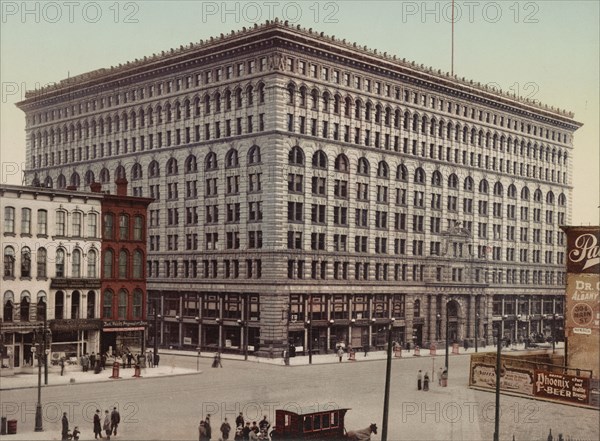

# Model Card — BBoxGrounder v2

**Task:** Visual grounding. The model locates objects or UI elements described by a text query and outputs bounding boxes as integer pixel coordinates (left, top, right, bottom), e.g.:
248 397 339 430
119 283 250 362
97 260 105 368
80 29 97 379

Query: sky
1 0 598 225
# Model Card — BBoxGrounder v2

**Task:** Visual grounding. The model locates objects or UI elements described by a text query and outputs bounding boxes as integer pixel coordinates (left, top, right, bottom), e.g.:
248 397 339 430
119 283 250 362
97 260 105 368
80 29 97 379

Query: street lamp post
475 313 479 353
493 315 507 441
436 313 441 342
32 327 44 432
237 319 248 361
444 301 449 380
381 318 395 441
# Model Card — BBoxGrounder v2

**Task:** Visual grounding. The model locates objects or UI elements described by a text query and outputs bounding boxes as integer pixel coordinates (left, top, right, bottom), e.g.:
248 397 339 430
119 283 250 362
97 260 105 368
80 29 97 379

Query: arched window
119 214 129 240
115 165 126 180
148 160 160 178
534 189 543 203
70 172 80 188
205 152 218 171
521 186 530 201
377 161 389 178
414 167 425 184
20 292 30 321
493 182 503 197
334 154 349 173
87 291 96 318
36 291 47 320
248 146 261 164
166 158 178 175
71 291 80 319
103 213 114 239
55 291 64 319
287 83 295 104
448 174 458 189
464 176 474 191
57 174 66 189
396 165 408 181
85 170 95 185
133 289 143 319
103 290 113 318
479 179 489 194
258 83 265 104
546 191 555 205
119 250 128 278
37 247 47 278
87 249 97 278
413 299 421 318
118 289 128 319
185 155 198 173
20 247 31 278
3 291 14 322
55 249 65 277
431 170 442 186
131 163 143 180
289 146 304 165
225 149 239 168
100 168 110 184
357 157 370 175
72 249 81 278
133 250 143 278
44 175 53 188
507 184 517 198
312 150 327 169
104 249 114 278
558 193 566 206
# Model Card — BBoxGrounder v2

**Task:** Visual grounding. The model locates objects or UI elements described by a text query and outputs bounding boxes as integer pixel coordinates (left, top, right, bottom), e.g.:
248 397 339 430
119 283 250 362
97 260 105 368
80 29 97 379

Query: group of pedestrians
80 352 107 373
112 350 160 368
416 369 430 391
93 407 121 440
200 413 271 441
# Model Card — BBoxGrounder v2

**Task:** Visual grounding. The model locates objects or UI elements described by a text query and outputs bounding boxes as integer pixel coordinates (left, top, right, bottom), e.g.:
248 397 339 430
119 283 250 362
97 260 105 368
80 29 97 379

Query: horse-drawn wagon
270 408 376 441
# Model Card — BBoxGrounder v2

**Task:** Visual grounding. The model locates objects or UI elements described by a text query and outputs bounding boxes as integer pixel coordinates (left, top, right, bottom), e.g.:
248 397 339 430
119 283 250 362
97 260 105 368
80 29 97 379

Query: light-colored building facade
1 184 102 370
16 20 581 357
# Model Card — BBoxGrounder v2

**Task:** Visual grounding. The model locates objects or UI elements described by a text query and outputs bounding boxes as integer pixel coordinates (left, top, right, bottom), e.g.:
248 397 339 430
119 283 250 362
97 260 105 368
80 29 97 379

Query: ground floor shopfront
147 283 565 358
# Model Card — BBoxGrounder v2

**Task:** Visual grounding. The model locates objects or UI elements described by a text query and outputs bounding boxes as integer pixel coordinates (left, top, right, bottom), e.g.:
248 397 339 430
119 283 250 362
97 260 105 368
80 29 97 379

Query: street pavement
1 343 597 441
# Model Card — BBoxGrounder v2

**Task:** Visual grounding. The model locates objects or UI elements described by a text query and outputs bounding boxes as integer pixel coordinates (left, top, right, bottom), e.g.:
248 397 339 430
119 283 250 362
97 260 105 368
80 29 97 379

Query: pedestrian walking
198 420 208 441
236 412 245 429
154 353 160 367
258 415 270 434
337 346 344 363
101 353 107 370
363 343 369 357
438 367 443 386
423 372 430 391
93 409 103 439
60 357 65 376
147 351 154 368
111 406 120 436
104 410 112 440
463 340 469 352
417 369 422 390
205 414 212 440
212 352 223 368
221 418 232 440
90 352 96 368
242 422 251 441
126 352 133 368
61 412 69 441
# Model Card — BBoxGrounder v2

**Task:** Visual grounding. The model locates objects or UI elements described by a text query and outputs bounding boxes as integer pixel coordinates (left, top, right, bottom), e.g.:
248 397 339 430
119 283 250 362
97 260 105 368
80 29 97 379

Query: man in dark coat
90 352 97 368
205 414 212 440
154 353 160 367
242 422 251 441
235 412 245 429
61 412 69 440
93 409 103 439
126 352 133 368
220 418 232 441
111 406 121 436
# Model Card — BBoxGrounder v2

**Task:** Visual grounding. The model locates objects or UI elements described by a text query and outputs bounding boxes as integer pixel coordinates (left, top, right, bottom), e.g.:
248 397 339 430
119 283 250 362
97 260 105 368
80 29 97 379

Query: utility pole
381 319 395 441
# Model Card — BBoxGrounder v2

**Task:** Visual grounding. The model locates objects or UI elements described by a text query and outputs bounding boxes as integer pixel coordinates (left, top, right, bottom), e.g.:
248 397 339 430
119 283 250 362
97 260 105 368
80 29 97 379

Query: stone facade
1 184 102 369
16 20 581 357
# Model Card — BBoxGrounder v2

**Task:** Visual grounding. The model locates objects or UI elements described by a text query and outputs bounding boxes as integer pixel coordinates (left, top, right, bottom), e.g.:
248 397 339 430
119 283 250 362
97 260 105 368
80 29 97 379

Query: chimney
90 182 102 193
115 177 128 196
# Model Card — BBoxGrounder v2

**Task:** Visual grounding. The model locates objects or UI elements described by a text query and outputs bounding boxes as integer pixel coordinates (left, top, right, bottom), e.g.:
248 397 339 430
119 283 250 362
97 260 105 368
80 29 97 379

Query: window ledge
3 232 16 237
3 276 15 281
36 234 48 239
20 233 32 238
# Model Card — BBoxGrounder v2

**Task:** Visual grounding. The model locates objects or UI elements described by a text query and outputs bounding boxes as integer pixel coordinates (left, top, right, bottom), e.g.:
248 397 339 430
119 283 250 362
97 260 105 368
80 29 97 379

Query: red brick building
94 179 152 354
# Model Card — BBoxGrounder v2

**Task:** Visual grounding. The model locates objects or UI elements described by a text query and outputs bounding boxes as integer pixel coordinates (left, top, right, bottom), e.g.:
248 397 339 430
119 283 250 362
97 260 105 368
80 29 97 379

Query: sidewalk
161 342 563 366
0 363 198 391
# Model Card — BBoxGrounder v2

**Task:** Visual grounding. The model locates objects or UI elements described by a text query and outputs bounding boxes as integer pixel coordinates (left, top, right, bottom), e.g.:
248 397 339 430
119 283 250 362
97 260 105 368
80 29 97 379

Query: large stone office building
16 20 581 357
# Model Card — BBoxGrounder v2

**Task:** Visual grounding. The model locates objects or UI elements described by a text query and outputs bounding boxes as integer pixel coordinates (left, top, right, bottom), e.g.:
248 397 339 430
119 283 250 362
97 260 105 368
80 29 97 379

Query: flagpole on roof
451 0 455 76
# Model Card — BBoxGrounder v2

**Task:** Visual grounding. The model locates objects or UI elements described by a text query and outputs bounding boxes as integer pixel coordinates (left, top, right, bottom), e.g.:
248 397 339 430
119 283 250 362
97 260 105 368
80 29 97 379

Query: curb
0 370 201 392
